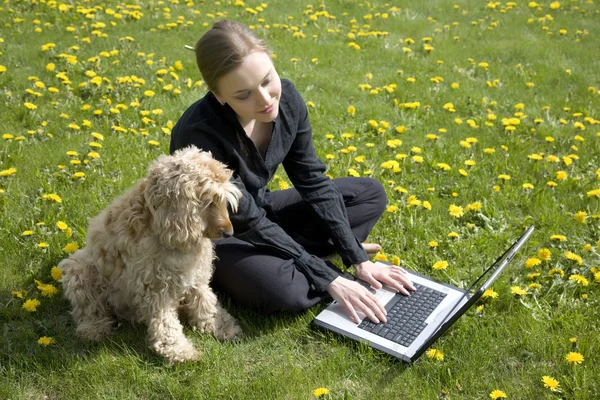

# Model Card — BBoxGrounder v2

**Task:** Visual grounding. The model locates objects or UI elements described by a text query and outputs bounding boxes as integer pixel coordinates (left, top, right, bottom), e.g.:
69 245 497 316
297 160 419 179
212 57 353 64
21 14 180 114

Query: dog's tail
58 251 115 340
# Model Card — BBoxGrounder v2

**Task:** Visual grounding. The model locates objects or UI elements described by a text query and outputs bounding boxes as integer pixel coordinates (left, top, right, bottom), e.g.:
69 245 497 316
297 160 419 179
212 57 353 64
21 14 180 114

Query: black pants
212 177 387 314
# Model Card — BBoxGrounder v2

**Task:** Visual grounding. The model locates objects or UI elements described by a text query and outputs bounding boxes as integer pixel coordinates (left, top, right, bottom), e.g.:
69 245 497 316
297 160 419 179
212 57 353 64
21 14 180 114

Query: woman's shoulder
279 78 305 111
178 92 220 123
170 92 231 154
280 78 300 97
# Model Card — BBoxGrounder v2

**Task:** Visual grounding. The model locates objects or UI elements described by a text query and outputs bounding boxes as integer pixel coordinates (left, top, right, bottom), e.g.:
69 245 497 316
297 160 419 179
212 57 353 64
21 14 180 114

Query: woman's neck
239 118 255 135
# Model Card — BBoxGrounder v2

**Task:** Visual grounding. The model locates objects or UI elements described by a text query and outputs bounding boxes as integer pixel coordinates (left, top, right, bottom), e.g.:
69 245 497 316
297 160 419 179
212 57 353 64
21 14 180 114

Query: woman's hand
326 276 387 324
354 260 416 296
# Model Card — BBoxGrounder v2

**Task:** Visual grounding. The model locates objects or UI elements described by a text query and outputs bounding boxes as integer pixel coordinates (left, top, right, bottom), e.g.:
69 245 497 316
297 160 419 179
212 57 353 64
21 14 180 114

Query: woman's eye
236 92 250 100
262 78 271 87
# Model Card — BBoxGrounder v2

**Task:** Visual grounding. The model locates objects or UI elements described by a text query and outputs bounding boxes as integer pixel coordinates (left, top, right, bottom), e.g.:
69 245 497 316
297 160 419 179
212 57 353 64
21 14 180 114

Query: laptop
313 226 535 362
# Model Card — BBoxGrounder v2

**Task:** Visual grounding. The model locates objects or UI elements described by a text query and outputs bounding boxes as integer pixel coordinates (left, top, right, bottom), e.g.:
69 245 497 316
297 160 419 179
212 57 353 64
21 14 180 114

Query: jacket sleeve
281 89 369 267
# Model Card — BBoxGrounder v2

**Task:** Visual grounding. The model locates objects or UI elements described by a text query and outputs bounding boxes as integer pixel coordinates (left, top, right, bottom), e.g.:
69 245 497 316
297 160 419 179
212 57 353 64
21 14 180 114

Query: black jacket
170 79 368 291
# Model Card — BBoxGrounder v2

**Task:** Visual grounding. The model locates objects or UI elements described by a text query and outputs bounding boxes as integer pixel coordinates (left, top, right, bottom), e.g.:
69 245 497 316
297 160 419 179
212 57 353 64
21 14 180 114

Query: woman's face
214 51 282 127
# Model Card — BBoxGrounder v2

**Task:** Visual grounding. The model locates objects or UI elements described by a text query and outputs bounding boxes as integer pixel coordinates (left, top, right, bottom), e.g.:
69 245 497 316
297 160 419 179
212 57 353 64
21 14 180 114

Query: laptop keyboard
357 283 447 347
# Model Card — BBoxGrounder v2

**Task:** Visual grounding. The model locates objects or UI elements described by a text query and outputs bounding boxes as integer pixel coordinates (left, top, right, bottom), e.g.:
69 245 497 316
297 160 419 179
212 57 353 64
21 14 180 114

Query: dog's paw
215 314 243 341
153 339 200 363
76 320 114 341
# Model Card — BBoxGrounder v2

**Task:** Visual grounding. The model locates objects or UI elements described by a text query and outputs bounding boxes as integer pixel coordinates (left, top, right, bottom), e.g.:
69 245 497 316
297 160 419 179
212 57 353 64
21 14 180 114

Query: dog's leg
146 303 199 363
181 285 242 341
59 255 115 341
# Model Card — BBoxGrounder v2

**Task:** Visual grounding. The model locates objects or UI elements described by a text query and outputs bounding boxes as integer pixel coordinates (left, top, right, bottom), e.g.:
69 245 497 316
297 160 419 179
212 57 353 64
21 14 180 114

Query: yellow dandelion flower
428 241 438 248
537 247 552 261
432 261 449 270
374 253 388 262
51 266 62 281
573 211 587 224
38 336 55 347
489 389 507 399
23 298 41 312
448 204 464 218
387 205 398 213
548 268 565 278
482 288 499 299
426 348 444 361
564 251 582 265
313 388 329 397
1 167 17 177
56 221 68 231
39 283 59 297
550 234 567 242
525 258 541 268
568 274 589 287
511 286 528 296
63 242 79 253
43 193 62 203
465 202 482 212
565 351 584 365
541 376 560 392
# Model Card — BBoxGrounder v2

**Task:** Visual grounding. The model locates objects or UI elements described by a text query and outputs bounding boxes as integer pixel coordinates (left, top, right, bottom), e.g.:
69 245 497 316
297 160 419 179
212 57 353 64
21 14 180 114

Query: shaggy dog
59 146 243 363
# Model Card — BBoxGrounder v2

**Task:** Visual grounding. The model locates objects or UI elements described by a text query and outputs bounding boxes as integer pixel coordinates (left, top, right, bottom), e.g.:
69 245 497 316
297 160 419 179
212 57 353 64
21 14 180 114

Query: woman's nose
257 87 270 105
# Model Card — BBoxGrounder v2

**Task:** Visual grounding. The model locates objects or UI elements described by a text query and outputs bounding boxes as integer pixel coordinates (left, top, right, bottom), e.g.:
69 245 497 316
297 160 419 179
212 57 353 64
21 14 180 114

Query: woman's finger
375 270 415 294
363 271 383 290
341 298 361 324
354 295 386 324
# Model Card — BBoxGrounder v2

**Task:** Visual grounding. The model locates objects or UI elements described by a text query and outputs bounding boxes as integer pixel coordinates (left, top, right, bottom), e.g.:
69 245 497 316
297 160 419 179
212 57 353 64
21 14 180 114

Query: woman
170 19 415 324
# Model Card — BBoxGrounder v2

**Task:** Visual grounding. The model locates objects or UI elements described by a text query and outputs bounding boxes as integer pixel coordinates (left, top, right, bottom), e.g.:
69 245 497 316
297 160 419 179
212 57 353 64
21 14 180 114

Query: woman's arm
281 88 369 267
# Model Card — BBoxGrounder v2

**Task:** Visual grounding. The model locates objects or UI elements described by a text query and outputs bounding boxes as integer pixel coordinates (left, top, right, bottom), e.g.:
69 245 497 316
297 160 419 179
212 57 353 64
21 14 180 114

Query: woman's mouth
259 104 274 114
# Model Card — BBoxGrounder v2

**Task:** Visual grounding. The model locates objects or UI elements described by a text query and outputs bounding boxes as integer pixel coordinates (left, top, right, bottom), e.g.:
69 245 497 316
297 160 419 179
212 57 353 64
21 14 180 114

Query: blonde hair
195 20 271 94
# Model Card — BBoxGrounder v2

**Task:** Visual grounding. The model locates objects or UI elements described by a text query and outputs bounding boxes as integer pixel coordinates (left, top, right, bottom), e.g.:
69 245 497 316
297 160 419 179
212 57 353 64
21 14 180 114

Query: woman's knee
349 177 387 218
261 277 323 314
364 177 387 212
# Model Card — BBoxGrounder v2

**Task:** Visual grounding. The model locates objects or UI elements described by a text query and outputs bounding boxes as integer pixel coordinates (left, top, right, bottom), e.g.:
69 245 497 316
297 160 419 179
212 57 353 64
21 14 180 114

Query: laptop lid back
411 225 535 361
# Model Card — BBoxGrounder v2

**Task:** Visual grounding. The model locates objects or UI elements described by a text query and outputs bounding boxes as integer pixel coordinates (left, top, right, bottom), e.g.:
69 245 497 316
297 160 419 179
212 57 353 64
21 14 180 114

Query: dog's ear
143 153 207 249
126 180 153 237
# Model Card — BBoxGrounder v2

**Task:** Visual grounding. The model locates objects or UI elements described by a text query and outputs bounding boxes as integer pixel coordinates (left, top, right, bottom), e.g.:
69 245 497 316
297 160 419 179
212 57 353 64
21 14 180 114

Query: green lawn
1 0 599 398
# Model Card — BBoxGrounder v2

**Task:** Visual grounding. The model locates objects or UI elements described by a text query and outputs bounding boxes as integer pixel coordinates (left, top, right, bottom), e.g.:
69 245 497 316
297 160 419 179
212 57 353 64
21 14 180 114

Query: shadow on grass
1 291 160 368
0 286 315 372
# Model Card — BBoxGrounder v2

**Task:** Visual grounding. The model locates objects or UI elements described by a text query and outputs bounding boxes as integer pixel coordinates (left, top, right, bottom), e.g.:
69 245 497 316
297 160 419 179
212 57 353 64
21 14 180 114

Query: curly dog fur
59 146 243 363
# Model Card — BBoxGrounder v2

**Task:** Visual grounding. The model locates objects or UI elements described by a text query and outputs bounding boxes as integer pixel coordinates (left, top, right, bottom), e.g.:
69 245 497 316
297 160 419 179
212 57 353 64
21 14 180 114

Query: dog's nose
221 220 234 238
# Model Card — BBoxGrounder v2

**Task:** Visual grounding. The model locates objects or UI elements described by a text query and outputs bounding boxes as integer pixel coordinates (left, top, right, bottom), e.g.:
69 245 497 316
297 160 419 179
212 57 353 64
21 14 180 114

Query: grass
1 0 599 398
